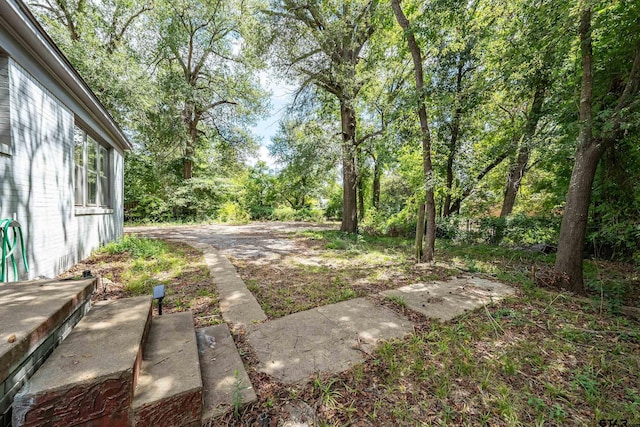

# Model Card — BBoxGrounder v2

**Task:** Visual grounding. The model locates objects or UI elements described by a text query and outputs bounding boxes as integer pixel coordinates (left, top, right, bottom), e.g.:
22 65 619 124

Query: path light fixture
153 284 166 315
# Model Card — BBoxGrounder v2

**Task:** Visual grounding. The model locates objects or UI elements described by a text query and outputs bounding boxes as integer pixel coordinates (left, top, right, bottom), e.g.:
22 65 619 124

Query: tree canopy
29 0 640 292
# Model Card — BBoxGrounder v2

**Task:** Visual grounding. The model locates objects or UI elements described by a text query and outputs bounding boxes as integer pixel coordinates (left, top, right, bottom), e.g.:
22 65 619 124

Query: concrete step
0 278 96 425
132 312 203 427
197 324 257 422
12 296 152 427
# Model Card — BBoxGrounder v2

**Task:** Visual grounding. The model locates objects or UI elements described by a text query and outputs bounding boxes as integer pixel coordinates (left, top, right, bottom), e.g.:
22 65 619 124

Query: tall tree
494 0 570 218
555 3 640 292
28 0 153 125
152 0 265 180
391 0 436 261
265 0 380 232
270 118 339 209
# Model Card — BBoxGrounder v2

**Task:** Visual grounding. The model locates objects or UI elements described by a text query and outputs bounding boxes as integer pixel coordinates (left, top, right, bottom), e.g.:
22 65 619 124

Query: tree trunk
392 0 436 262
372 157 380 209
182 107 200 180
443 63 464 218
340 102 358 233
554 8 596 294
415 204 425 261
500 81 546 217
357 170 365 221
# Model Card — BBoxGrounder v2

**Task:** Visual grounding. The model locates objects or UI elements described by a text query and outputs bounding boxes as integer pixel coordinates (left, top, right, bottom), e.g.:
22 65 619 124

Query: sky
247 71 296 168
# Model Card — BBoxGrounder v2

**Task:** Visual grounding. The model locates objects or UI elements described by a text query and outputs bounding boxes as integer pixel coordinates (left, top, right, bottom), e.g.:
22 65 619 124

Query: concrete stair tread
12 296 152 427
133 312 203 427
197 324 257 421
0 278 96 382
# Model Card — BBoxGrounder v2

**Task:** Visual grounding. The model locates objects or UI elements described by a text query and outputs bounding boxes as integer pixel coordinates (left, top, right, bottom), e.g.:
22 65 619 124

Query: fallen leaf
7 334 16 343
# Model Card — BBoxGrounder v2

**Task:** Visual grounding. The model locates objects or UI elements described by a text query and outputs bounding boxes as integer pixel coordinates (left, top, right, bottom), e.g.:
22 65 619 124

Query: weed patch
59 234 222 327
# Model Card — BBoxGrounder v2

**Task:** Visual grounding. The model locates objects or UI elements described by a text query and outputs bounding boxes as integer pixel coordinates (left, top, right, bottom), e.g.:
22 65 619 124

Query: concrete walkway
247 298 413 384
128 224 514 386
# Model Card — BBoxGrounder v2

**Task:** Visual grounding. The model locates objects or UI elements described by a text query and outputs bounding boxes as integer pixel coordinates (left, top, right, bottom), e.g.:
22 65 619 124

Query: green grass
228 230 639 426
100 235 189 296
65 234 222 327
301 289 640 425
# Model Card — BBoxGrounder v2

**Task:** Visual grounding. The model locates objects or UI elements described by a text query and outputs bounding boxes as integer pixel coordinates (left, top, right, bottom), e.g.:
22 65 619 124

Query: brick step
0 278 96 426
197 324 257 423
12 296 152 427
132 312 202 427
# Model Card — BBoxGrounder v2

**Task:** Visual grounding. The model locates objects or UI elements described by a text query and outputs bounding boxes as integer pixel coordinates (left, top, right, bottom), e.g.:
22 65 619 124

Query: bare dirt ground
128 222 455 318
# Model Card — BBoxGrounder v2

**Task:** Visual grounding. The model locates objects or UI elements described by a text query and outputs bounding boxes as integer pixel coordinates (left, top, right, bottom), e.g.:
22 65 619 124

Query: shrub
101 235 167 258
128 195 172 223
217 201 250 224
271 206 297 221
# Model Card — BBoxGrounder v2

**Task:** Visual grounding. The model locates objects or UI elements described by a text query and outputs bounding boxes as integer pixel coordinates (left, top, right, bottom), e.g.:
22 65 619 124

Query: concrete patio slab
246 298 414 385
380 276 515 321
197 324 257 421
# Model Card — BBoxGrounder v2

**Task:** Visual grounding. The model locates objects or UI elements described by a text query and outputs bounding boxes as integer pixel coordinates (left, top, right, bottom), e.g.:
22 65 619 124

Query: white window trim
74 125 111 214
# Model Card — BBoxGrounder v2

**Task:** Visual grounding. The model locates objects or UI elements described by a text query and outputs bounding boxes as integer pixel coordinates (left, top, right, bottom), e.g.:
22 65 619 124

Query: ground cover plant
59 229 639 425
221 229 640 426
59 234 222 327
231 230 639 318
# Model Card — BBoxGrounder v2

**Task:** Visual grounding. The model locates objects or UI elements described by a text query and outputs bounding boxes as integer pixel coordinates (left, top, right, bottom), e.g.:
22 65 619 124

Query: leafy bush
271 206 297 221
360 210 385 236
502 214 560 246
101 235 167 258
293 208 325 222
588 220 640 263
383 209 417 238
127 195 172 223
324 190 343 220
271 206 325 222
217 201 250 224
170 177 238 220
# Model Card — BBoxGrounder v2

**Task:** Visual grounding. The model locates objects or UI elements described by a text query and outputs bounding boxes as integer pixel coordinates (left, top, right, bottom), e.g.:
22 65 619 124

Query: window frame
0 54 11 156
73 125 112 214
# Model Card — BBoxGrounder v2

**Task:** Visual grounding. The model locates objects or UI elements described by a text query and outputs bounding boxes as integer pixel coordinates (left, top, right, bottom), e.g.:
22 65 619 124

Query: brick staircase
7 290 256 426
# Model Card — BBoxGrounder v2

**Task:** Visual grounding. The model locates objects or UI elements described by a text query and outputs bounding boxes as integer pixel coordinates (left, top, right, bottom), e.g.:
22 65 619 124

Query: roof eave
0 0 133 151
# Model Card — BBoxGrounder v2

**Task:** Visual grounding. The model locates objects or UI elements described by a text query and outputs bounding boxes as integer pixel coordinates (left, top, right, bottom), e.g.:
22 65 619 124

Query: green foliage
435 214 560 246
217 201 251 224
232 369 248 418
270 206 325 222
101 235 167 258
171 178 238 220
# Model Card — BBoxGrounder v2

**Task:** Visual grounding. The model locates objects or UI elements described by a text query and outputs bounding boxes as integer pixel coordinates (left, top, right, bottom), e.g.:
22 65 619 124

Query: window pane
100 176 108 206
74 127 84 165
74 128 85 205
87 137 97 205
99 147 109 206
74 165 84 205
87 137 97 173
87 171 97 205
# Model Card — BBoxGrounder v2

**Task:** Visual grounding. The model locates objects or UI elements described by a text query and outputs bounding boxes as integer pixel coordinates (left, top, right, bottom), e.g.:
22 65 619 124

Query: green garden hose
1 218 29 282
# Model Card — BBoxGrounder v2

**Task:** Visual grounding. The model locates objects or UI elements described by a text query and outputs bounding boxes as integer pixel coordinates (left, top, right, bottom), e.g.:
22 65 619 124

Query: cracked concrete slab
197 324 257 421
246 298 413 384
380 276 515 321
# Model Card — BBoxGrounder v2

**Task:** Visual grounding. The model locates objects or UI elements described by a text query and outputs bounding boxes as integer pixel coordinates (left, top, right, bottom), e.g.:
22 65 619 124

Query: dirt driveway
126 222 336 263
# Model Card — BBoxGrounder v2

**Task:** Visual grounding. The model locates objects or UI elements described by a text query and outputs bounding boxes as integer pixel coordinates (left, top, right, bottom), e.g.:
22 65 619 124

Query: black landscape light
153 284 166 315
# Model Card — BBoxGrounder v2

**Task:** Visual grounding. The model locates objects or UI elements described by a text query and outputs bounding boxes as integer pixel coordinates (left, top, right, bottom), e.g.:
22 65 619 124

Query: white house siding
0 58 124 280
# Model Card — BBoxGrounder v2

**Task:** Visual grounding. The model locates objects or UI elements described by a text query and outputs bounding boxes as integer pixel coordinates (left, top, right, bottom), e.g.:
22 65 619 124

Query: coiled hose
1 218 29 282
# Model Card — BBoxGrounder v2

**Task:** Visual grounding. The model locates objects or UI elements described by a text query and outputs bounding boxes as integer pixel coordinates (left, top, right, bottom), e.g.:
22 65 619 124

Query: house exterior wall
0 55 124 280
